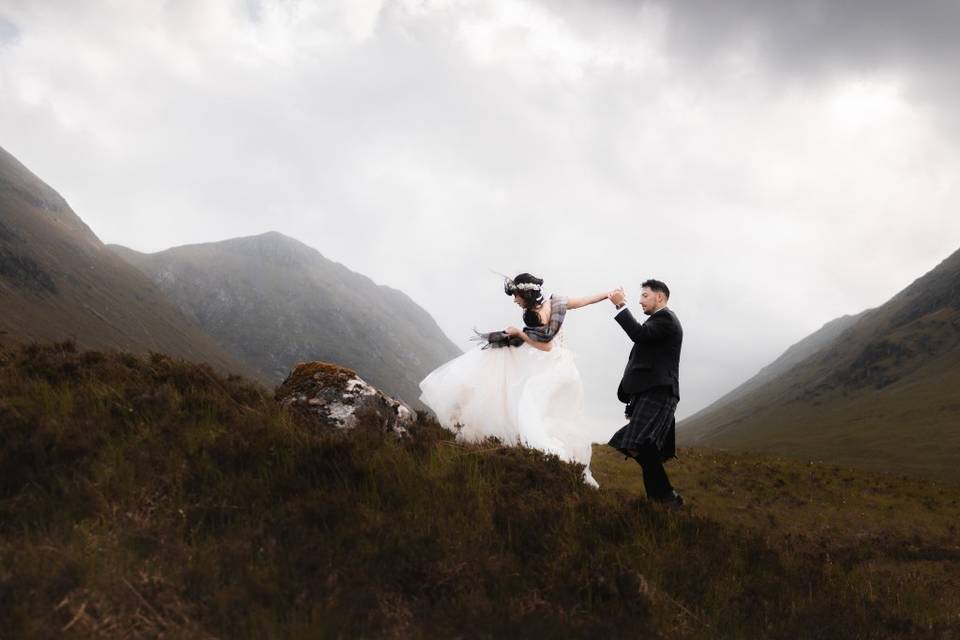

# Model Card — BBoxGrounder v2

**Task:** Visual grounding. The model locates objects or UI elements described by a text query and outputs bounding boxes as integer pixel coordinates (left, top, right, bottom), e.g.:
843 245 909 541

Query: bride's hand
505 326 523 337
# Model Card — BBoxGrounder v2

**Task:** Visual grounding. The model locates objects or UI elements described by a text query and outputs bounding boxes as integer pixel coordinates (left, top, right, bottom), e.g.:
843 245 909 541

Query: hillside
695 310 869 414
109 232 460 407
679 247 960 480
1 342 958 638
0 145 257 379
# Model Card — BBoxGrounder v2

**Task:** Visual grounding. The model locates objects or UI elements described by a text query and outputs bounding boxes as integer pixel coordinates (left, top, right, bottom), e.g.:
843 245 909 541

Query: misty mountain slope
688 310 871 419
0 145 259 379
679 246 960 480
109 232 461 407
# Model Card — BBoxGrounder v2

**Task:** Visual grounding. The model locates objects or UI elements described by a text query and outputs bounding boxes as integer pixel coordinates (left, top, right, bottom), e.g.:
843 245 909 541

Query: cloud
2 0 960 427
0 16 18 44
654 0 960 74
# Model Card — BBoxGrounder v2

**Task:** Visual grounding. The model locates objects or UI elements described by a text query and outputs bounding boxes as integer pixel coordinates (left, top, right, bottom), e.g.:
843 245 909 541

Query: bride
419 272 609 487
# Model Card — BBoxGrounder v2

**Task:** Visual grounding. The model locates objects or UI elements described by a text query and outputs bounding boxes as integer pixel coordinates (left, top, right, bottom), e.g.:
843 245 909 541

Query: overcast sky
2 0 960 430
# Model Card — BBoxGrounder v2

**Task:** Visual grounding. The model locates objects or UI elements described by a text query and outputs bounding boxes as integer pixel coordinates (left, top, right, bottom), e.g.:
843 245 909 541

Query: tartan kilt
607 387 678 461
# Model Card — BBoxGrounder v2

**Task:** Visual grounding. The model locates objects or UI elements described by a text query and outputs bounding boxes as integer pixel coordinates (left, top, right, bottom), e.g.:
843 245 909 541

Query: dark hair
641 279 670 300
506 272 544 309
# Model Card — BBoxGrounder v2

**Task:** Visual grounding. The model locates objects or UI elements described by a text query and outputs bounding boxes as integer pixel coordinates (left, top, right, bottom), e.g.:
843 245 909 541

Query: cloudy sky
2 0 960 429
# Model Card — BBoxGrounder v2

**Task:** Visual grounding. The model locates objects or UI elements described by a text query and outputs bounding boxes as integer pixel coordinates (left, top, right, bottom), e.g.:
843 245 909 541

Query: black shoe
653 490 684 508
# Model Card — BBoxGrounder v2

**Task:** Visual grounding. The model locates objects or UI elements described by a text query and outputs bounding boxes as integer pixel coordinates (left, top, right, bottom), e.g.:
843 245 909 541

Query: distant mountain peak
227 230 305 248
143 231 327 269
888 245 960 328
0 145 98 244
111 233 460 407
0 145 69 213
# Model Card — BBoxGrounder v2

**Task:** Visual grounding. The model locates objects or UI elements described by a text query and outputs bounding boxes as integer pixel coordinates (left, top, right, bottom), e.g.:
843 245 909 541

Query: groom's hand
608 287 626 307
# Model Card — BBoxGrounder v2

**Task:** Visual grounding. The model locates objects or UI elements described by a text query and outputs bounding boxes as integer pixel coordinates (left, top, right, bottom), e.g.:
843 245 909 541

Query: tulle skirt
419 341 599 487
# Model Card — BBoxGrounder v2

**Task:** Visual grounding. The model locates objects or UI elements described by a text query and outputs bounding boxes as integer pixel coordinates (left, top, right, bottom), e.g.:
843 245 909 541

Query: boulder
275 361 414 435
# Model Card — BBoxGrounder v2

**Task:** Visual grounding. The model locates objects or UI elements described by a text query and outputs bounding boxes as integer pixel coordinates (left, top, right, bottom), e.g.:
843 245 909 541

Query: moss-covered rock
275 361 414 435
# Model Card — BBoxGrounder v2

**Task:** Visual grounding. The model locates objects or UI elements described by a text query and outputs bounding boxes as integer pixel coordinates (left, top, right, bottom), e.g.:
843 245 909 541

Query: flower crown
514 282 541 291
498 271 544 297
503 278 542 294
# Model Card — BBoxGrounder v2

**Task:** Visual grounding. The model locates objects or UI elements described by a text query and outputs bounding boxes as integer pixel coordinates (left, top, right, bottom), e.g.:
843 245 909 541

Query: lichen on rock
275 361 414 435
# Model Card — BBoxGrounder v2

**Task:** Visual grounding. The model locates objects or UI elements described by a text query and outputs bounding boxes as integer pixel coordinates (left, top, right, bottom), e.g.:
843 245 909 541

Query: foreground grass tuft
1 342 956 638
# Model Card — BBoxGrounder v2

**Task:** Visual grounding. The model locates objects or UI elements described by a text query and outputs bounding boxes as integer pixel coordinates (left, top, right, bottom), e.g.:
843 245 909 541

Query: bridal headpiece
504 279 541 295
499 273 542 295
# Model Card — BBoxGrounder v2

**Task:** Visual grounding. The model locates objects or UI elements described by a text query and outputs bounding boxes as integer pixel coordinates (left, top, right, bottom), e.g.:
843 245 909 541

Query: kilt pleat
608 388 678 460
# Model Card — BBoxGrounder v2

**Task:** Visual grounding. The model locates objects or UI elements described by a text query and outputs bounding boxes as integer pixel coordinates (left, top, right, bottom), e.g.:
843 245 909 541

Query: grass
680 306 960 483
681 365 960 482
593 445 960 632
1 341 958 638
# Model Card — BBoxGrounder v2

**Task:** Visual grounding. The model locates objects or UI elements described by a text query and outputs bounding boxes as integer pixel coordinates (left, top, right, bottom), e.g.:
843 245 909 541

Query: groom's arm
614 309 674 344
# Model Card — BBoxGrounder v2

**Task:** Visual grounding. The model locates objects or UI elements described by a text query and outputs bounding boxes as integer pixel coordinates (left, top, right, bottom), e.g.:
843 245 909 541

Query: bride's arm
506 326 553 351
520 333 553 351
567 292 610 310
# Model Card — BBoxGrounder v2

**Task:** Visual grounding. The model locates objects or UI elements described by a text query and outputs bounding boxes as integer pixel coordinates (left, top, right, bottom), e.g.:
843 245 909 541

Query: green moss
277 361 358 398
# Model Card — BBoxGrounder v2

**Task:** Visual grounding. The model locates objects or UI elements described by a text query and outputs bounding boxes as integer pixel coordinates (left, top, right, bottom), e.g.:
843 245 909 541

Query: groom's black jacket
614 307 682 403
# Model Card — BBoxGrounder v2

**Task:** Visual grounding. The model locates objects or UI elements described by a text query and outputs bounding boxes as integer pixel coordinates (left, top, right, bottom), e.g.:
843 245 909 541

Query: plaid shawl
473 295 568 349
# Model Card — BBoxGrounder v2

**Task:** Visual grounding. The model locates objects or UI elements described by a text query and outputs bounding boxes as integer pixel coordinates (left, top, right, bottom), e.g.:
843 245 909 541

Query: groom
607 280 684 507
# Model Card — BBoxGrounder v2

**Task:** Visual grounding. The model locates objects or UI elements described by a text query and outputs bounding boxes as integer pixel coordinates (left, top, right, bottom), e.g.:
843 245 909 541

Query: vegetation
595 446 960 635
1 342 958 638
681 245 960 483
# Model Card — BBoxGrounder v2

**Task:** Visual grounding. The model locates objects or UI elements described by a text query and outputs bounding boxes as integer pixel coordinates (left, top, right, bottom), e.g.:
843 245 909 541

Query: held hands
608 287 626 307
505 326 524 337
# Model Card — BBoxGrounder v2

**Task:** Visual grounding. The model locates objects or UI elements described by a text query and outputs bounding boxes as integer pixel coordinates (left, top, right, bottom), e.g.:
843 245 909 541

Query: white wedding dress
419 327 599 487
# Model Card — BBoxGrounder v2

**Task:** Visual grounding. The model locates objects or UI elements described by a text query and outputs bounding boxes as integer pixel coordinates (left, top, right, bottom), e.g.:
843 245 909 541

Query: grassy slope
594 445 960 630
2 343 959 639
689 311 870 418
680 249 960 480
679 342 960 481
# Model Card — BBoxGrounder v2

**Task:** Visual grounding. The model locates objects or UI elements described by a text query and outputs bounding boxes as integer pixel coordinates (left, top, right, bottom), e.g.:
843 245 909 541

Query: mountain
679 246 960 480
109 232 461 407
0 145 258 378
698 310 870 415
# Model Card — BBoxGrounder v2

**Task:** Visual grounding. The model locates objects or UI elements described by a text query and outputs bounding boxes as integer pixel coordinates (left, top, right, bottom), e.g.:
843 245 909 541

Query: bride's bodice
521 328 567 356
551 328 567 351
521 294 568 353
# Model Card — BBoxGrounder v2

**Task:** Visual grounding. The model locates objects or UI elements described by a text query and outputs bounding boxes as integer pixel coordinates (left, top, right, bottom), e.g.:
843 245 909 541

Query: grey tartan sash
473 295 568 349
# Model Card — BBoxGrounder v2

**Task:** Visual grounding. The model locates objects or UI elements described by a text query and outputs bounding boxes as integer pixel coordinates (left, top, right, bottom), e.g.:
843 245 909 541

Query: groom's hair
641 279 670 300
